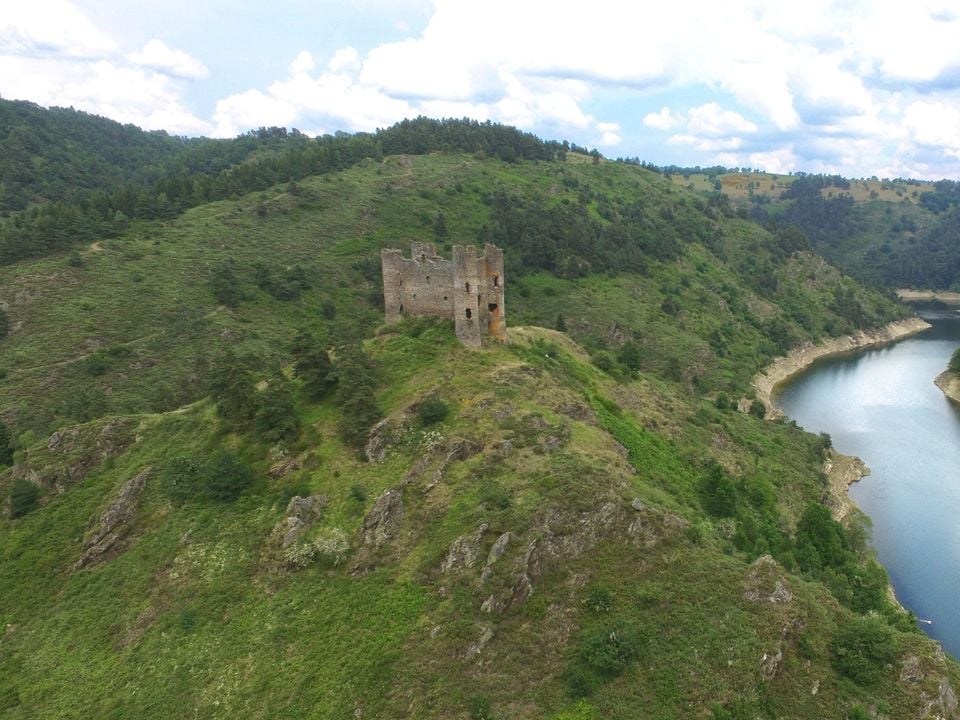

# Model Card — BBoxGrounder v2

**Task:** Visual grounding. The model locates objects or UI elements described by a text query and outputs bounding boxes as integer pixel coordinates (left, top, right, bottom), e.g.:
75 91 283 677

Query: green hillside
664 166 960 291
0 118 954 719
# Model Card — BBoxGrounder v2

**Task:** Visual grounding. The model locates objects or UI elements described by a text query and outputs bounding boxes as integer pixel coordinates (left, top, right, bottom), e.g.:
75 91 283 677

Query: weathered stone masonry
381 242 506 347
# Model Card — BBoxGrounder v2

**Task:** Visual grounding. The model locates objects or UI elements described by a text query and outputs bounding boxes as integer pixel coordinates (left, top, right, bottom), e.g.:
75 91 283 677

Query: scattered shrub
254 374 299 442
0 421 12 466
831 614 897 685
417 395 449 425
9 479 39 518
202 450 254 502
159 456 206 503
468 696 491 720
749 400 767 419
208 349 256 423
331 344 381 451
0 307 7 340
583 583 613 613
579 619 645 677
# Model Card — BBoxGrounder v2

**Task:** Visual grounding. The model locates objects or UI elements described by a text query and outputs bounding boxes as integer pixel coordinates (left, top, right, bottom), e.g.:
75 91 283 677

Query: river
775 307 960 656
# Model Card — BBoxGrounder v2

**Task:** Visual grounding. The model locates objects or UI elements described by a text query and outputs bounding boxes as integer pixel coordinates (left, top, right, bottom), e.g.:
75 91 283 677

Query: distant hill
657 164 960 291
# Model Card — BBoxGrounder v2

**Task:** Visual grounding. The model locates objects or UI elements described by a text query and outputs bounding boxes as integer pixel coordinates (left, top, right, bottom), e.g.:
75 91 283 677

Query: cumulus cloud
596 122 621 147
644 107 681 131
0 0 210 135
0 0 114 58
9 0 960 176
130 39 209 80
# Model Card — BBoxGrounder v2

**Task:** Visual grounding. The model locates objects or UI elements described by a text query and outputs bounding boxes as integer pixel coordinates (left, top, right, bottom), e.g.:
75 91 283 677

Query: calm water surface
776 309 960 656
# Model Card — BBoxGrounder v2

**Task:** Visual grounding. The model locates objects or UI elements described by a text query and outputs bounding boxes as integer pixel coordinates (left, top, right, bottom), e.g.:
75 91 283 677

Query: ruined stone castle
381 242 506 347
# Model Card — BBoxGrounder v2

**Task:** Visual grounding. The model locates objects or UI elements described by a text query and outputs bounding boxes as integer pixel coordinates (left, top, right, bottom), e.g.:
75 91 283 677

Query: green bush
9 479 40 518
417 395 449 425
332 344 381 451
0 421 12 466
254 374 299 442
749 400 767 419
579 619 645 677
160 456 206 503
202 450 254 502
0 307 8 340
831 615 897 685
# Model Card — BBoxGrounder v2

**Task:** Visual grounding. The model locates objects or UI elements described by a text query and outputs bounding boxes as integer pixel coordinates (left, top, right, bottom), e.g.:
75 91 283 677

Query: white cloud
9 0 960 177
327 46 359 74
715 147 799 175
0 0 115 58
597 121 621 146
644 107 681 131
686 103 757 136
129 39 209 80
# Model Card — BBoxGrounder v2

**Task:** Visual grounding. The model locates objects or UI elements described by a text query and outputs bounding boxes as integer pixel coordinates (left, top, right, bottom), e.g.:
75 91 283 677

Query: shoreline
751 316 931 420
751 316 930 528
897 289 960 305
935 370 960 404
822 450 869 522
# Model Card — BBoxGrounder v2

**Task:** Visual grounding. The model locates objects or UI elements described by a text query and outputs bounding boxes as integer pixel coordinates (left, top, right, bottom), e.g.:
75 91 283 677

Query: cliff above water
936 370 960 404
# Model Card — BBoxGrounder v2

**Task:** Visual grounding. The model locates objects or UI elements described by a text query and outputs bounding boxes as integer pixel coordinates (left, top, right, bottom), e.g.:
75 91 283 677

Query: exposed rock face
351 489 404 574
15 417 138 493
743 555 793 604
935 371 960 405
365 419 394 463
441 524 488 573
73 466 151 570
277 495 328 548
267 452 305 479
752 317 931 418
822 450 869 522
478 499 687 614
360 489 404 549
480 532 511 583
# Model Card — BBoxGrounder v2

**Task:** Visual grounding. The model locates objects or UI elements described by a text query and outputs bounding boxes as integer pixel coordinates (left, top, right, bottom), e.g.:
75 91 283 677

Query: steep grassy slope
0 145 951 718
2 322 957 719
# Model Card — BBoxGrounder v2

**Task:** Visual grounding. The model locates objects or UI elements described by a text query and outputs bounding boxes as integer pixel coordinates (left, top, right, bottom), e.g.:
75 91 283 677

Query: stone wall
381 242 506 347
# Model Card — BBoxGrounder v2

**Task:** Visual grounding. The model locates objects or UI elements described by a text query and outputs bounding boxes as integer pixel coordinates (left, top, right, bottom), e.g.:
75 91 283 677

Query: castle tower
453 245 482 348
380 242 506 347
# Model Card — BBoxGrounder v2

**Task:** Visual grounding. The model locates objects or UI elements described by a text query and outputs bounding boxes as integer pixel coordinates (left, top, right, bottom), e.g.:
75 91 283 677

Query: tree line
0 115 574 265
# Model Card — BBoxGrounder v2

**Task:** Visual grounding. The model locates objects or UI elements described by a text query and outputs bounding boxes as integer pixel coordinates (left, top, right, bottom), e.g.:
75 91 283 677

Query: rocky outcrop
73 466 151 570
13 417 139 494
935 371 960 405
743 555 793 604
275 495 328 548
752 317 931 418
441 524 488 573
822 450 869 522
478 498 687 614
351 488 404 574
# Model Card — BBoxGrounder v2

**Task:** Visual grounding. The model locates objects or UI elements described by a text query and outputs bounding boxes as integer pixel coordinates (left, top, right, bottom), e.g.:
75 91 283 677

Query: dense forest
0 107 577 265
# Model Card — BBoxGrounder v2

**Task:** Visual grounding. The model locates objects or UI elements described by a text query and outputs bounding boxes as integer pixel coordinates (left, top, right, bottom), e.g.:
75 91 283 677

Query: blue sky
5 0 960 179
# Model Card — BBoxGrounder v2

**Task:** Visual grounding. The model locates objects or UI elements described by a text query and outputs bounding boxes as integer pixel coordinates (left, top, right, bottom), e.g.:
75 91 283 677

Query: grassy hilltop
0 116 956 719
